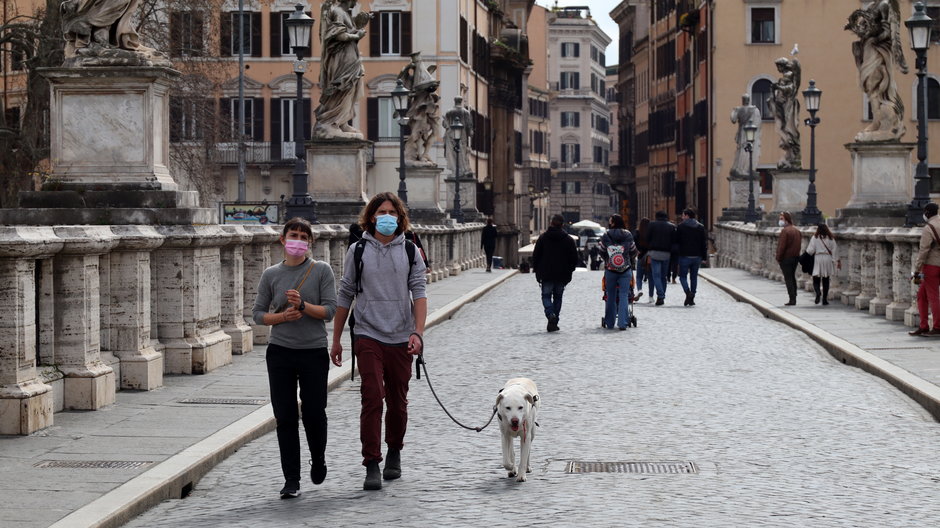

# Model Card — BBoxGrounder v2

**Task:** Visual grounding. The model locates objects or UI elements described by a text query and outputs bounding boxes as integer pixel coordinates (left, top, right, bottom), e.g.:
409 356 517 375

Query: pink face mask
284 239 308 257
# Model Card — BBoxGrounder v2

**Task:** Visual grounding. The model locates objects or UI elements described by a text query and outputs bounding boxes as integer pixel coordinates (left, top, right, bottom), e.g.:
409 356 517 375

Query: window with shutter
460 17 468 63
750 7 775 44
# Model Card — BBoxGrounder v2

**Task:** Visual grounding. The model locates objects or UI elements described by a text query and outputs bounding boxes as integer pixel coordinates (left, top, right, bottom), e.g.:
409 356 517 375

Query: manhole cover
178 398 268 405
565 461 697 474
34 460 153 469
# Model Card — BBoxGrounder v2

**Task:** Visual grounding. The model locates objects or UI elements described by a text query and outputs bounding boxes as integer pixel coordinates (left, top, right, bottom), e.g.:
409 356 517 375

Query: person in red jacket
776 211 802 305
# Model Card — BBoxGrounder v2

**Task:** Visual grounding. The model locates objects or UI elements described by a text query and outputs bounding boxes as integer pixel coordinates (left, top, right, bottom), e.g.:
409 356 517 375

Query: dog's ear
495 392 504 405
524 393 535 405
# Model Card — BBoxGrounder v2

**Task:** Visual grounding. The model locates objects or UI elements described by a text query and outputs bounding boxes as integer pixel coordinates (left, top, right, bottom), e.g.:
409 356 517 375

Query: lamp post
451 115 465 223
744 123 760 223
391 79 411 204
283 4 316 222
801 79 823 225
905 2 934 226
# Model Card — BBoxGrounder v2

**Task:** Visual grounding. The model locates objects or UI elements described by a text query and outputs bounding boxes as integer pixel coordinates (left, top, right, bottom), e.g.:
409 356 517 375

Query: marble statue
769 57 801 170
314 0 370 140
730 94 762 178
60 0 171 67
845 0 908 142
398 52 440 166
443 96 474 177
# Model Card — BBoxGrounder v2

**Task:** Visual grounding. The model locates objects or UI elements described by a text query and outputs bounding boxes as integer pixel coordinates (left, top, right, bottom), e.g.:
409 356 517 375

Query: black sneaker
383 449 401 480
310 459 327 485
280 480 301 499
547 315 559 332
364 460 382 490
655 298 664 306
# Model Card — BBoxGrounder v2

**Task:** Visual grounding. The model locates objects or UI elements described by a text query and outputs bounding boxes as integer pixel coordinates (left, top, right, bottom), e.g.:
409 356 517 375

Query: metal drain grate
178 397 268 405
34 460 153 469
565 461 698 474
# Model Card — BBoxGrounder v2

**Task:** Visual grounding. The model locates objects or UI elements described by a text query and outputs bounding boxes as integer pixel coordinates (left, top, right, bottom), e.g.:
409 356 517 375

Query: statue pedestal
401 166 447 224
42 67 180 190
769 169 809 216
831 142 915 227
308 138 371 224
719 172 758 221
444 175 481 221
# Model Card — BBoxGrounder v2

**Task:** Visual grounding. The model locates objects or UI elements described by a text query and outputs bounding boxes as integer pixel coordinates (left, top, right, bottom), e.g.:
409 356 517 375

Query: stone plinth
308 138 371 223
769 169 809 216
844 142 915 208
0 227 62 434
108 226 165 390
53 226 117 410
153 226 232 375
403 166 447 223
444 176 481 222
41 67 180 190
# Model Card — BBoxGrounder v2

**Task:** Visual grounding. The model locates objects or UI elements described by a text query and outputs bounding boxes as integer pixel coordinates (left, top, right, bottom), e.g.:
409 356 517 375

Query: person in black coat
532 214 579 332
644 210 676 305
481 217 498 272
675 208 708 306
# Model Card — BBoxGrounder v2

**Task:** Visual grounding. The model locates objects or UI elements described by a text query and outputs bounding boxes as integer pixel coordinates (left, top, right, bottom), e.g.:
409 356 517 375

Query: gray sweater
252 258 337 350
336 232 427 344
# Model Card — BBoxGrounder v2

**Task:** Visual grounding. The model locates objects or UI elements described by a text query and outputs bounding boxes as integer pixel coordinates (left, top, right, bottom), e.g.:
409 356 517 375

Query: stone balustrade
714 222 923 328
0 222 485 435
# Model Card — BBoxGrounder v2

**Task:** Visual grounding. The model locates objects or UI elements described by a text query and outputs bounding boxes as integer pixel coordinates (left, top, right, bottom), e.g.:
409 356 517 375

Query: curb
50 270 518 528
700 270 940 422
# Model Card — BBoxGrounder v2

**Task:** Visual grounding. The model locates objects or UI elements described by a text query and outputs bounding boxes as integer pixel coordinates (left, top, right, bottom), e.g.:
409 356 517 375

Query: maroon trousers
917 264 940 330
355 337 413 465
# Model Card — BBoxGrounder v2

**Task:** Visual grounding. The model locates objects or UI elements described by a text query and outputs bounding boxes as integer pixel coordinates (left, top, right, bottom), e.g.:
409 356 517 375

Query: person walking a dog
252 217 337 499
532 214 579 332
331 192 427 491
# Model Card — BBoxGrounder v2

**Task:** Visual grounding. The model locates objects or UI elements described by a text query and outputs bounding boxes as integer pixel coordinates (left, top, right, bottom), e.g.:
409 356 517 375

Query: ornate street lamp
283 4 316 222
905 2 934 226
391 79 411 204
801 79 823 225
744 123 760 223
451 115 465 223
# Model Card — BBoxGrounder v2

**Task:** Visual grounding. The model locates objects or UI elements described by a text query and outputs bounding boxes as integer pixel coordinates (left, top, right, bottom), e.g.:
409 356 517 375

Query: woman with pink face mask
252 217 337 499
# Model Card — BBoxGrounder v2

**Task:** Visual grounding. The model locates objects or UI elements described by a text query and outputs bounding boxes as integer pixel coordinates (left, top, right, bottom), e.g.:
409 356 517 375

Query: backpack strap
353 238 416 295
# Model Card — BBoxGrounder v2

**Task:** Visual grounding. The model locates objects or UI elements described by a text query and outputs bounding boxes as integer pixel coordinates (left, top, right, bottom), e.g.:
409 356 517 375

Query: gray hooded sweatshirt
336 232 427 344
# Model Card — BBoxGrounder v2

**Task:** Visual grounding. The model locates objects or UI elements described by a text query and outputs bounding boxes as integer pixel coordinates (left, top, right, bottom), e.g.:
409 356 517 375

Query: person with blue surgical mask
331 192 427 491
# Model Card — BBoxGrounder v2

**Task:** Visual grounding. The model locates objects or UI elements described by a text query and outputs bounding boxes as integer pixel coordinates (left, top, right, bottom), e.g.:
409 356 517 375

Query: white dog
495 378 540 482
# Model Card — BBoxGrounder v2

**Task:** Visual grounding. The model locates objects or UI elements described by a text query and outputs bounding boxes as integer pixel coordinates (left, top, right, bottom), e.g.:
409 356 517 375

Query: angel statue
845 0 909 142
768 57 801 170
60 0 171 67
315 0 371 140
397 52 441 166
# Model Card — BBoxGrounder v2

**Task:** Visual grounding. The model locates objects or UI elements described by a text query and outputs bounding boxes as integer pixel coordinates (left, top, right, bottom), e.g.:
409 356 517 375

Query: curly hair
359 192 411 236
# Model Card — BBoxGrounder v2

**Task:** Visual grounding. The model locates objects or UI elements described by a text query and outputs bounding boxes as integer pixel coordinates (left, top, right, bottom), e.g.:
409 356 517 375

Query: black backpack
351 238 417 294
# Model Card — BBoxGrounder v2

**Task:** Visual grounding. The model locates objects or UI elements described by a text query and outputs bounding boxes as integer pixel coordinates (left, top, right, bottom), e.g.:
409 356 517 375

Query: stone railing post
53 226 117 410
153 226 233 375
328 225 348 280
869 229 894 316
0 227 62 434
886 228 916 321
108 225 165 390
854 232 877 310
242 226 279 345
220 226 254 355
841 231 863 305
904 236 923 328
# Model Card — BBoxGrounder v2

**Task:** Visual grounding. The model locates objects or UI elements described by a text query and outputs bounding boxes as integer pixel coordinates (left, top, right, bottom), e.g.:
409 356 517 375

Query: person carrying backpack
600 214 638 330
331 192 427 491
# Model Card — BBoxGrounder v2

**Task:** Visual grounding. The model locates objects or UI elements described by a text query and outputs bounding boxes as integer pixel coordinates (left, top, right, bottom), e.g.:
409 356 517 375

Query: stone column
905 237 924 328
153 226 233 375
242 226 279 345
868 229 894 316
841 232 862 305
108 225 165 390
855 233 877 310
0 227 62 434
220 226 254 355
53 226 117 410
886 229 916 321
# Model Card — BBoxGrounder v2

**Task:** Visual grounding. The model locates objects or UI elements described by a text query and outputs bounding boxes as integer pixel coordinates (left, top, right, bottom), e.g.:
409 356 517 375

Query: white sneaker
647 297 654 303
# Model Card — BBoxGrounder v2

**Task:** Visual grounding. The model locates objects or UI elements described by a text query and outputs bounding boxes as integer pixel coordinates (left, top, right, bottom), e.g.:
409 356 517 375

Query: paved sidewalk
702 268 940 421
0 267 516 528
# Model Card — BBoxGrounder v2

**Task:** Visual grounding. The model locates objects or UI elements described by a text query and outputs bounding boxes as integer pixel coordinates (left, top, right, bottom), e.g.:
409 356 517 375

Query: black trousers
813 276 830 300
266 343 329 482
780 257 799 302
484 246 495 269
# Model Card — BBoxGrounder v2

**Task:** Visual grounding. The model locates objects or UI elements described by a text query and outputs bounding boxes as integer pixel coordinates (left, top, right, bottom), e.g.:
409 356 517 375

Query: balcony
209 141 375 166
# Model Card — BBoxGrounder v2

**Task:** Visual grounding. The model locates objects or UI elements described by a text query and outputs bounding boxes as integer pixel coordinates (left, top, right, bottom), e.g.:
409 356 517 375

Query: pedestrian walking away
532 214 579 332
776 211 801 306
599 214 638 330
805 223 840 306
910 203 940 337
252 217 337 499
675 208 708 306
645 210 676 305
633 217 653 302
331 192 427 491
481 217 498 272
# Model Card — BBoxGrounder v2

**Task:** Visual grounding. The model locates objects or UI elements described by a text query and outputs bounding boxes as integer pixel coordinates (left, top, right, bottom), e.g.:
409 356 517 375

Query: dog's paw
515 473 527 482
507 470 516 478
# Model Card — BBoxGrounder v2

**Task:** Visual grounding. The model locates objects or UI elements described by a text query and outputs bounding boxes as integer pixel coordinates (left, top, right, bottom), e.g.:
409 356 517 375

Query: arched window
751 79 774 121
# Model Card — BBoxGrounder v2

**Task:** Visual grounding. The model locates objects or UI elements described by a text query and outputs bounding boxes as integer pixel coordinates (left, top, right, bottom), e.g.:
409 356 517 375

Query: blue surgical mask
375 214 398 236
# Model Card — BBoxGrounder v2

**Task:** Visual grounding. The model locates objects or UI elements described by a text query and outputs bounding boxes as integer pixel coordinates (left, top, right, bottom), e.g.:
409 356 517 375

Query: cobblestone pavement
125 270 940 528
